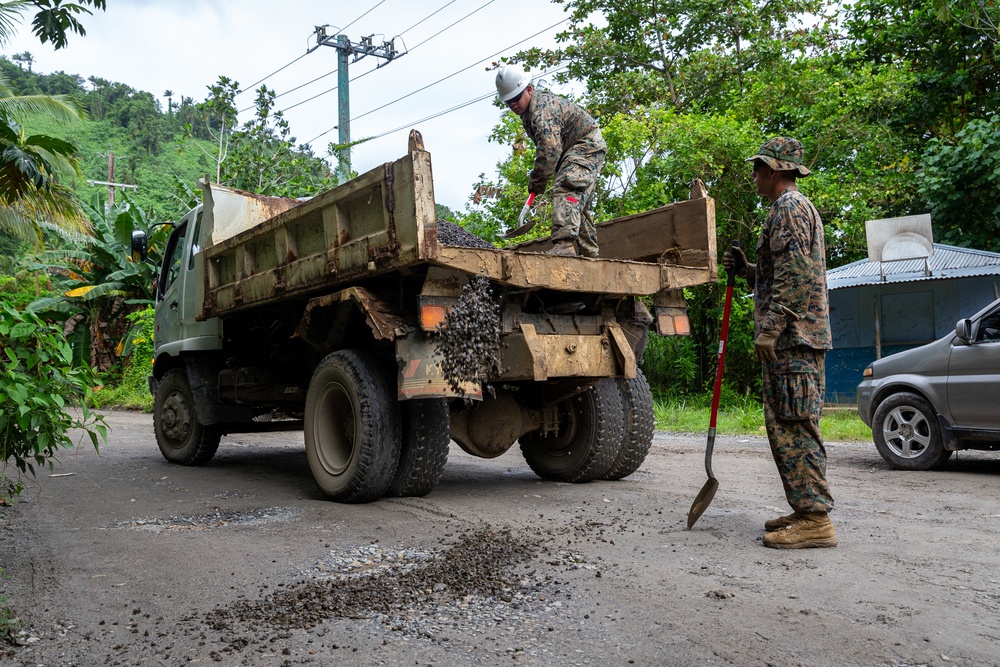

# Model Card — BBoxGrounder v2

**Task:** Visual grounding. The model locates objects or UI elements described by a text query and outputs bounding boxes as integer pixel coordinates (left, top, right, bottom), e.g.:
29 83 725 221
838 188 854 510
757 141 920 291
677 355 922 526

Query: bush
91 306 155 411
0 272 54 311
0 298 106 499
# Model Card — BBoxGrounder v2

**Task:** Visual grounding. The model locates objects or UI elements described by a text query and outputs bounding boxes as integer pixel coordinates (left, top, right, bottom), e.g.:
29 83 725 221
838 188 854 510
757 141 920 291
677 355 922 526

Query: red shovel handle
709 240 740 429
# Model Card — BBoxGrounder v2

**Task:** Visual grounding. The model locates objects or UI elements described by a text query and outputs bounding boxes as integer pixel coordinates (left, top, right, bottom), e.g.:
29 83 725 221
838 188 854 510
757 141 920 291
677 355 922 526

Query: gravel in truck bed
436 220 495 250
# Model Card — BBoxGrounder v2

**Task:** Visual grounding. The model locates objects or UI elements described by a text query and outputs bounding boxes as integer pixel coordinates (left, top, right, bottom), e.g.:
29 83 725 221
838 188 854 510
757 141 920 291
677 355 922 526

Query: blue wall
826 276 1000 403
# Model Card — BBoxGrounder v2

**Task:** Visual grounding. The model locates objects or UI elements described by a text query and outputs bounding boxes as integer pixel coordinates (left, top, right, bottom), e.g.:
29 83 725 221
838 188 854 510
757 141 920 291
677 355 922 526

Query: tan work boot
549 239 578 256
762 512 838 549
764 511 800 532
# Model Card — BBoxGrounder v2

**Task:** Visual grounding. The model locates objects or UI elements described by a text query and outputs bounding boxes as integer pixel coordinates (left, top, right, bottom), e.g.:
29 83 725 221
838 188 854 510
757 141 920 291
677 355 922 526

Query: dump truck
132 135 717 503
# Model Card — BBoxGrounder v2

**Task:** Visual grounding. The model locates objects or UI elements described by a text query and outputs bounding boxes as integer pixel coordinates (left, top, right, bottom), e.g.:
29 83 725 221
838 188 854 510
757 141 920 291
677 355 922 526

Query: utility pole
90 149 137 210
309 26 400 184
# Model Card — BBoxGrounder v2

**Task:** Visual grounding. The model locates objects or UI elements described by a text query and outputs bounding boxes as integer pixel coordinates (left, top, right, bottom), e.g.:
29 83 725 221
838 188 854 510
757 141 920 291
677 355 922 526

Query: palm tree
163 89 173 115
0 75 88 243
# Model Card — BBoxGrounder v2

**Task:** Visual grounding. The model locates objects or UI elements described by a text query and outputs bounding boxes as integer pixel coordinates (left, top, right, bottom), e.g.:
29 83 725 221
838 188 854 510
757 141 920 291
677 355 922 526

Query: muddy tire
386 398 450 497
153 369 221 465
604 370 655 480
872 391 952 471
519 379 624 483
304 350 401 503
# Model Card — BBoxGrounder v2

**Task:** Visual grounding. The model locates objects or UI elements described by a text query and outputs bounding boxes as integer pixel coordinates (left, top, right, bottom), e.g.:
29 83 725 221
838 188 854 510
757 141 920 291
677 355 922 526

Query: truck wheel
386 399 450 497
519 379 624 483
872 391 952 470
304 350 401 502
153 369 221 465
604 370 655 480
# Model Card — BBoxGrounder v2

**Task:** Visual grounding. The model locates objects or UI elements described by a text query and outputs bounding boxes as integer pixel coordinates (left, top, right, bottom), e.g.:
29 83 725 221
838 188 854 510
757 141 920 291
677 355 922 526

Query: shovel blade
502 219 537 239
686 477 719 529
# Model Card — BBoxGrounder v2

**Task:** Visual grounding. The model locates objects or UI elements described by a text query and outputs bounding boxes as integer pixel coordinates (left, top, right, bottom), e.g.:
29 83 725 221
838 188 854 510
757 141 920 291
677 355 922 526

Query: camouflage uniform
520 89 606 257
753 184 834 514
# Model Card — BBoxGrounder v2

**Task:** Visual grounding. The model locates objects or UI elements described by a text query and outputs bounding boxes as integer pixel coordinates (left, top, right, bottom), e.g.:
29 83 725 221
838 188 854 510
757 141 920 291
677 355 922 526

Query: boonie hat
747 137 811 176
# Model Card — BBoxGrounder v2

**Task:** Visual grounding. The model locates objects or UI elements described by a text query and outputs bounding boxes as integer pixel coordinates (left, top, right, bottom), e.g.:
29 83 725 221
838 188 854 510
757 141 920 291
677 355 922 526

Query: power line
365 64 570 143
237 51 310 95
396 0 457 37
304 17 570 144
235 0 386 103
405 0 496 53
251 0 507 122
271 0 501 119
238 68 338 114
340 0 388 34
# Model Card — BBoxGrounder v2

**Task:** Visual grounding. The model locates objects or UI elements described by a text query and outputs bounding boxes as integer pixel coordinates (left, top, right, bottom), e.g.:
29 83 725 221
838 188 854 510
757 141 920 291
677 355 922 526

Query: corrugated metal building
826 244 1000 403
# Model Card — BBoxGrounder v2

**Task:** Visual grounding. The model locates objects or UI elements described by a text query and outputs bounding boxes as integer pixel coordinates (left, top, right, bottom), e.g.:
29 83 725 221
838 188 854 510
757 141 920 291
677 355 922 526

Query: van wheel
386 398 450 497
872 392 953 470
519 379 623 483
154 369 220 465
304 350 401 502
604 370 655 480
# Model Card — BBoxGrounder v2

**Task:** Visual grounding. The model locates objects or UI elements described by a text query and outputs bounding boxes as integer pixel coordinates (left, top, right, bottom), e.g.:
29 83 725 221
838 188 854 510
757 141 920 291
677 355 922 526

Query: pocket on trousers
771 372 812 420
768 356 819 420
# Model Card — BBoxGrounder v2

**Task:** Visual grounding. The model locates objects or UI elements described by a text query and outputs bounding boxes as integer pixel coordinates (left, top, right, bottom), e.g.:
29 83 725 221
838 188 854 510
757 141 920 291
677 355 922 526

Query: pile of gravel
436 220 495 250
203 527 538 634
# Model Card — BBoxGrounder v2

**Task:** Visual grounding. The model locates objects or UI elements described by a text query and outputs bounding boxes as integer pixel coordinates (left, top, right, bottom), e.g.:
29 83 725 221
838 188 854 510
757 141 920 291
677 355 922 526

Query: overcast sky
1 0 579 210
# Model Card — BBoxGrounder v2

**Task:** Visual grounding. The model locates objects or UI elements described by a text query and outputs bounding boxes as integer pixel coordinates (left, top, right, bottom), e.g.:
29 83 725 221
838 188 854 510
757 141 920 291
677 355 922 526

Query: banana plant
27 191 168 371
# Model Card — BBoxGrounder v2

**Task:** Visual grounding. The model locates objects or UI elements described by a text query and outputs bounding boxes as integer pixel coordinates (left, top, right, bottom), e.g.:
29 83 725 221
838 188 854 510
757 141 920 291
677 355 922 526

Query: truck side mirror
131 230 148 263
955 318 972 344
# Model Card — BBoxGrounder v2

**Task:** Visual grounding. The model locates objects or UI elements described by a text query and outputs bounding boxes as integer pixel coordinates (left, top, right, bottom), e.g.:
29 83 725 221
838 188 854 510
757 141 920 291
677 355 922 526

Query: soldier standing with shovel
725 137 837 549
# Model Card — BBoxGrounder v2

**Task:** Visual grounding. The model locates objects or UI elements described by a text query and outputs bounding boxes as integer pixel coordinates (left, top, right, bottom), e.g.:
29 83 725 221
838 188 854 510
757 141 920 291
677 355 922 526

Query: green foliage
0 298 106 497
26 191 167 370
0 269 53 309
91 305 154 411
917 115 1000 251
22 0 106 50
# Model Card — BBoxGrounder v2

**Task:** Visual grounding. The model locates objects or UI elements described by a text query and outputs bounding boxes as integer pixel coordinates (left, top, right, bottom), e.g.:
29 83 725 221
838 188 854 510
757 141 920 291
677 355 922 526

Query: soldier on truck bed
495 63 606 257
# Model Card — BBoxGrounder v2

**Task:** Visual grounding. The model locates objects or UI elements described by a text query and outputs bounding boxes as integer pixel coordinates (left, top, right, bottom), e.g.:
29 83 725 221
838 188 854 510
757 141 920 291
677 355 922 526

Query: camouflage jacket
519 89 605 195
753 186 832 351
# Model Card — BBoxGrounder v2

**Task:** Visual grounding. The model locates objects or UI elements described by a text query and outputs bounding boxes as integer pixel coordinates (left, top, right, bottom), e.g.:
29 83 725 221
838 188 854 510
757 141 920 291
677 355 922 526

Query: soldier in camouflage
724 137 838 549
495 64 605 257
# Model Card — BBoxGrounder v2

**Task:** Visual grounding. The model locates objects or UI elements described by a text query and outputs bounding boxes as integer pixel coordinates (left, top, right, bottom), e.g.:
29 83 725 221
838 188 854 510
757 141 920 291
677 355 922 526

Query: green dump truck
132 138 717 503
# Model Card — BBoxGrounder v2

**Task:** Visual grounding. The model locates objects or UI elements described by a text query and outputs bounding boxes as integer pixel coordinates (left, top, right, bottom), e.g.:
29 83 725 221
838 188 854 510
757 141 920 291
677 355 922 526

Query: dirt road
1 409 998 666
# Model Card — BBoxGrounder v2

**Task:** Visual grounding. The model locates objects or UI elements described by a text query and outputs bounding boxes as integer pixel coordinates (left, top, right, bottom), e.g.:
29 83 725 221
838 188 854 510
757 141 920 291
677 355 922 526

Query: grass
88 379 873 443
654 394 872 442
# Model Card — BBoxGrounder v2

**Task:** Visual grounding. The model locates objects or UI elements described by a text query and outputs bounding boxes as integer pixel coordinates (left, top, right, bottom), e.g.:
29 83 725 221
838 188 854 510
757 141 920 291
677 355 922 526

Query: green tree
0 299 105 500
27 192 166 371
0 75 86 243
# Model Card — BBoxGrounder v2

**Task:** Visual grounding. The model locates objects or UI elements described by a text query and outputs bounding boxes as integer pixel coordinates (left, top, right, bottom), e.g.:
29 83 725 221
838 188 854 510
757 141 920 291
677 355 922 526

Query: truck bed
199 150 716 319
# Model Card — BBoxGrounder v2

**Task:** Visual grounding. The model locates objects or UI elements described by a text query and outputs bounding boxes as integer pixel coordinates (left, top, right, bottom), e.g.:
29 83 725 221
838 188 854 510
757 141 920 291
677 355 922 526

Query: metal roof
827 243 1000 290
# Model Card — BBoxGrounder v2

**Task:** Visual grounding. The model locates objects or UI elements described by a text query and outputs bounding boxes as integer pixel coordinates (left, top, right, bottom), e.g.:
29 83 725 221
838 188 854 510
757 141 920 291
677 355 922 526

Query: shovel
503 192 536 238
687 240 741 529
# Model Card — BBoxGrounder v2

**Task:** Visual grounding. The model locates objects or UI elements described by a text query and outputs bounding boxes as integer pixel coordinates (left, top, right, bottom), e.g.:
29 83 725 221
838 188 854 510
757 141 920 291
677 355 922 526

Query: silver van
857 297 1000 469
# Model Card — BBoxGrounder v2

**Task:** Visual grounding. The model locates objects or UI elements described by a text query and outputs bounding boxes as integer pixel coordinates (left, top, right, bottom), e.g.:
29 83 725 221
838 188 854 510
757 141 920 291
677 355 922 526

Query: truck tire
604 370 656 480
386 398 450 497
519 379 624 483
153 369 221 465
304 350 401 502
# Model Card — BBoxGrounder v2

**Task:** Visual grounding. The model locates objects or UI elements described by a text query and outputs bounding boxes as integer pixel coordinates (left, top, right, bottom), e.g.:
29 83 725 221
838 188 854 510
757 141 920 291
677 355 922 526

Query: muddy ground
1 409 998 667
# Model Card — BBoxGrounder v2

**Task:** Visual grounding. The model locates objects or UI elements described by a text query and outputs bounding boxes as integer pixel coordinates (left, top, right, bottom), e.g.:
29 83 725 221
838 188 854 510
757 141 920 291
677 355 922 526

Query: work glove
754 330 780 363
723 246 749 278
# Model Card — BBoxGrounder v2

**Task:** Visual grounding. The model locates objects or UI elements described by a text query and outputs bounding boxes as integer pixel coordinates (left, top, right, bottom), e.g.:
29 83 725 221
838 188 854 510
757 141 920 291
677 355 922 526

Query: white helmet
495 63 531 102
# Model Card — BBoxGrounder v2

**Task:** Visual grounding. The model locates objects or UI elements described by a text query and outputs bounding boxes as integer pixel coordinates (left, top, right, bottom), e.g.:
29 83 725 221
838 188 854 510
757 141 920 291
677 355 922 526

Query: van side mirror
955 318 972 343
131 230 148 263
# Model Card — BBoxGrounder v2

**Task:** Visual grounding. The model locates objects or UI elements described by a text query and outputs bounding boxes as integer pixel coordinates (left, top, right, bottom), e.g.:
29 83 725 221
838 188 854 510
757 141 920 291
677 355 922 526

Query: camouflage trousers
762 346 834 514
550 149 605 258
